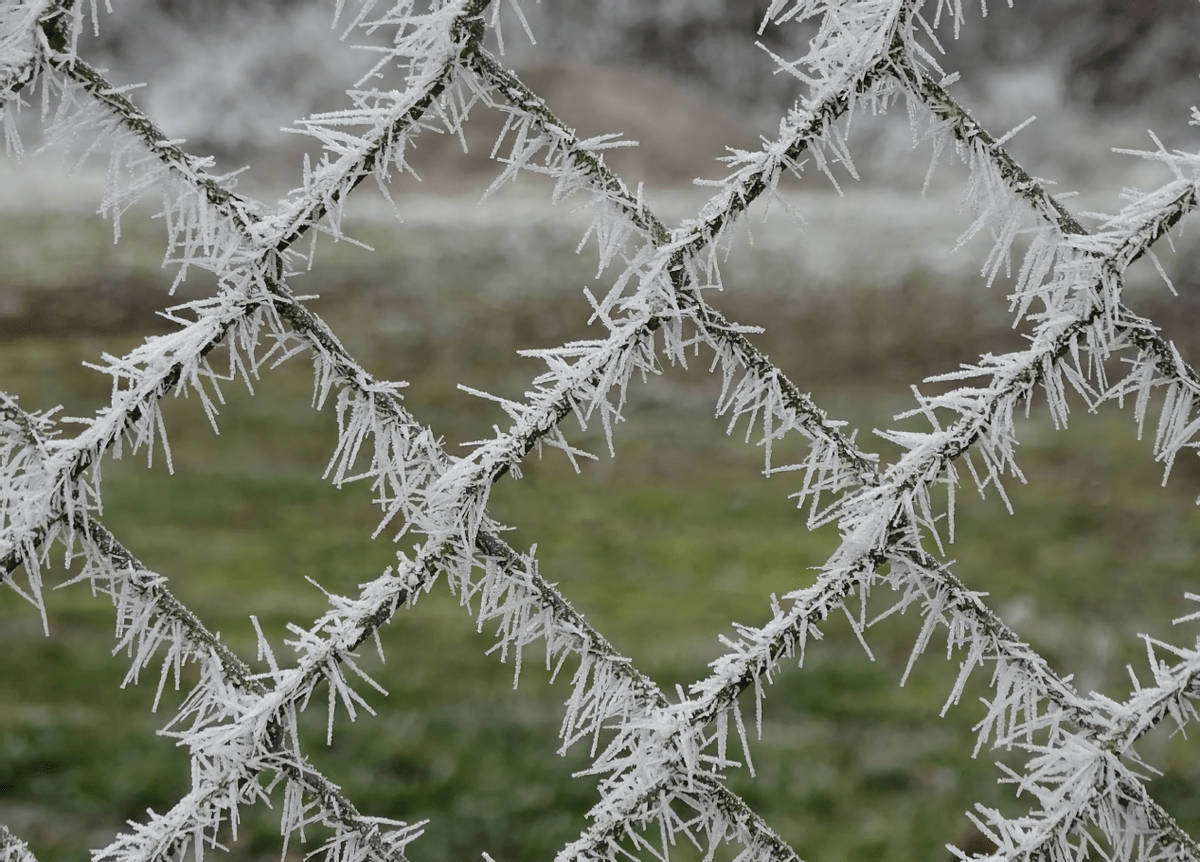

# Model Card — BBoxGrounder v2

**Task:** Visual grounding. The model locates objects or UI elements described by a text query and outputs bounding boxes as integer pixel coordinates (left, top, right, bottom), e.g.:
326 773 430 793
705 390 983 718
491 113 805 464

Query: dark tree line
948 0 1200 108
108 0 1200 116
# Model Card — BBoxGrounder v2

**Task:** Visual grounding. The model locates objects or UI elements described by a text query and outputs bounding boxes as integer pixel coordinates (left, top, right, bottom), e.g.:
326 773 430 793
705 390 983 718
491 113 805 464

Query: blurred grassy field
2 192 1200 862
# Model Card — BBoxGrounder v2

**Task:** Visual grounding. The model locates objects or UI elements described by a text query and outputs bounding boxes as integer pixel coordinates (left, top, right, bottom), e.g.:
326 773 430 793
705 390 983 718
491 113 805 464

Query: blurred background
3 2 1200 860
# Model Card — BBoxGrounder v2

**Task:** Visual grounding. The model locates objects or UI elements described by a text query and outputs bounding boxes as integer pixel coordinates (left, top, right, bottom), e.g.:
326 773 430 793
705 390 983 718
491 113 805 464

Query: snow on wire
2 0 1200 861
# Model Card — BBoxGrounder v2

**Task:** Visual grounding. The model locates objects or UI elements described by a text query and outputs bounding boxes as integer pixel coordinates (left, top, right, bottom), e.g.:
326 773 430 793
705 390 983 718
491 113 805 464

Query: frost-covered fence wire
2 0 1200 860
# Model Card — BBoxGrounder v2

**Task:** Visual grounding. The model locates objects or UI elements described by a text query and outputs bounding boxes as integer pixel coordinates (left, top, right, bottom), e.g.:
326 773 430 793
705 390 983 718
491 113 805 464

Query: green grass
2 207 1200 861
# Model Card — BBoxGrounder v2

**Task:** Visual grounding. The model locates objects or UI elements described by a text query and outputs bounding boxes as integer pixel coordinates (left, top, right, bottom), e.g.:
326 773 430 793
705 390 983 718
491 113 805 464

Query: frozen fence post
2 1 1200 861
